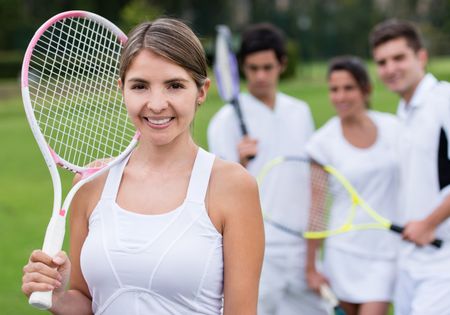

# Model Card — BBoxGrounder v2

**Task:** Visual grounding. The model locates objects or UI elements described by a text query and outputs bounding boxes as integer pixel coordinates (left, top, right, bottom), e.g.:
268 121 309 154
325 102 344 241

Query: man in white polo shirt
370 19 450 315
208 23 328 315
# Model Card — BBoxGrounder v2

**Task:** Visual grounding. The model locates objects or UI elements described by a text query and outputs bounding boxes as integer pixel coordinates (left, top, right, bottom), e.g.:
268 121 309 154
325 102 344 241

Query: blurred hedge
0 51 22 79
281 40 299 79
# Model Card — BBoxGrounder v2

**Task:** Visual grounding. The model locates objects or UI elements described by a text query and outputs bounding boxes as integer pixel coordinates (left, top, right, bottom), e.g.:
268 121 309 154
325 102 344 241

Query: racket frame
21 10 137 309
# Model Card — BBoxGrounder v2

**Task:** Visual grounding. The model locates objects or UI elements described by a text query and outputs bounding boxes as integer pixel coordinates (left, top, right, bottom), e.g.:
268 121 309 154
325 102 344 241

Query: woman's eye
169 82 184 90
131 83 146 90
345 85 356 91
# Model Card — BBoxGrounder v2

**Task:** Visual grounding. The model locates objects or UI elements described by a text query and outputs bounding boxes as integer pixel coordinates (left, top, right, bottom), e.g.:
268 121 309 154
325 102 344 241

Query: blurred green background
1 0 450 313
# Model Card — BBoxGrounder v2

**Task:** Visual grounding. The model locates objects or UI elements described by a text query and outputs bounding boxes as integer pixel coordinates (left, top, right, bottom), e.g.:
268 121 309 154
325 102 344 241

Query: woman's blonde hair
119 18 208 88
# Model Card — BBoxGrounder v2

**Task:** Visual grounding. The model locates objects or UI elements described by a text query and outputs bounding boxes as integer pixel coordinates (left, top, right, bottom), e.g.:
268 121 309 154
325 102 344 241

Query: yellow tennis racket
257 156 443 248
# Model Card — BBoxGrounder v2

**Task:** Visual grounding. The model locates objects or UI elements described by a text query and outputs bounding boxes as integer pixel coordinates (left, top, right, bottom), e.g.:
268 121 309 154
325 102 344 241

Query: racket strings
306 167 370 235
28 16 134 168
306 166 337 233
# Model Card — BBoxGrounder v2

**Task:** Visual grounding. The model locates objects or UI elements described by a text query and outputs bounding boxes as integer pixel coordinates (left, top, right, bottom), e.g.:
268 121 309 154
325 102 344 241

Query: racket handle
390 224 443 248
29 214 66 309
320 284 339 307
29 291 53 310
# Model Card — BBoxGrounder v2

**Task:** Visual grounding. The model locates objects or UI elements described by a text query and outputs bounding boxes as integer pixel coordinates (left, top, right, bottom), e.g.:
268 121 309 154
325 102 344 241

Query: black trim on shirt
438 127 450 190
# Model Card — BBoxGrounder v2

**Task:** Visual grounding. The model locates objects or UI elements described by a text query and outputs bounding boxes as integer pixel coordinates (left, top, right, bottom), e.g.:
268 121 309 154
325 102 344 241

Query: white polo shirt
396 73 450 266
207 92 314 246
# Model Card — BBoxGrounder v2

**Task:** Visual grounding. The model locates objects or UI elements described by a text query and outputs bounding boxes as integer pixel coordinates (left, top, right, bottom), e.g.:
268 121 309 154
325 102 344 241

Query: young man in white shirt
208 23 329 315
370 19 450 315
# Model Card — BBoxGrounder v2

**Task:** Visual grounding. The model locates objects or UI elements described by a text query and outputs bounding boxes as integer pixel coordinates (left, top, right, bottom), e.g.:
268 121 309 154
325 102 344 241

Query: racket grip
390 224 443 248
29 291 53 310
389 224 404 233
29 214 66 309
320 284 339 307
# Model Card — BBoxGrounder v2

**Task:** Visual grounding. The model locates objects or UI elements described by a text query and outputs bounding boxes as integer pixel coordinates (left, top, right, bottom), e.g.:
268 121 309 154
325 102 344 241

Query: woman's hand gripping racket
257 156 443 248
21 11 139 309
213 25 254 160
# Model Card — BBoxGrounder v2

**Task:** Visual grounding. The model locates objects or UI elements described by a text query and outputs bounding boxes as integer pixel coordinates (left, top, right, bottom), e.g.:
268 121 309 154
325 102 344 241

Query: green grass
2 57 450 314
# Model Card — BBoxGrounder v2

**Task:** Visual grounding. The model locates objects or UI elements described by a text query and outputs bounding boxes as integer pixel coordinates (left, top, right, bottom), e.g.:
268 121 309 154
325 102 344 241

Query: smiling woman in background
305 56 399 315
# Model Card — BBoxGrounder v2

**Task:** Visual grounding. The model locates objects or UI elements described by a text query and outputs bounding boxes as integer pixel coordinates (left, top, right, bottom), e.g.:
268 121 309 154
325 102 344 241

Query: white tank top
80 148 223 315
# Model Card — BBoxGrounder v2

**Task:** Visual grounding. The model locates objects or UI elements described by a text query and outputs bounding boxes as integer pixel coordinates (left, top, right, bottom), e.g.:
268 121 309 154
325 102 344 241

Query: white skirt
323 246 396 303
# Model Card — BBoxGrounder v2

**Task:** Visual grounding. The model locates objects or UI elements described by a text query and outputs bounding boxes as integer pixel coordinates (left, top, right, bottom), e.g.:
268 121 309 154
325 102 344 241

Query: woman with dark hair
305 56 399 315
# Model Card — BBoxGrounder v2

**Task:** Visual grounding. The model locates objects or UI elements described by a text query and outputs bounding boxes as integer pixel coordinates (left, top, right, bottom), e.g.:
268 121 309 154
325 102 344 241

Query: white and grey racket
21 10 139 309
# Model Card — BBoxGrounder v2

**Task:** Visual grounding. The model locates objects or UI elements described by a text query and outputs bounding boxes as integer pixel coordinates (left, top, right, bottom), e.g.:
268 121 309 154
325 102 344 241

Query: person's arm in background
207 106 258 167
403 194 450 246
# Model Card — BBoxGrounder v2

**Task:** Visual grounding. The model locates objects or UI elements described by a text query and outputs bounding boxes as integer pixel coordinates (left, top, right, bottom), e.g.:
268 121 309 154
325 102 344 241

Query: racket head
256 155 313 237
213 25 240 103
305 162 394 239
21 10 137 174
257 156 390 239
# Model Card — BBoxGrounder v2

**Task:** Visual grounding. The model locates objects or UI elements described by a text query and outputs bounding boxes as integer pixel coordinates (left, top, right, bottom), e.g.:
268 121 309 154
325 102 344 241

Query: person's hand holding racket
22 251 70 303
402 219 439 246
237 136 258 166
306 267 329 294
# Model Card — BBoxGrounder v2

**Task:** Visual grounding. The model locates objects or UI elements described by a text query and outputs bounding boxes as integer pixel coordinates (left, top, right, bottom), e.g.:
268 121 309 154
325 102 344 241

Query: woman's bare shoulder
71 170 109 219
208 158 260 215
210 158 257 192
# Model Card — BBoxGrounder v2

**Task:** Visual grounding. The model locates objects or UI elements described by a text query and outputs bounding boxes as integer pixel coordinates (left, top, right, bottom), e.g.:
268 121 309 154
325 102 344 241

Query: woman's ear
197 78 211 105
118 78 123 91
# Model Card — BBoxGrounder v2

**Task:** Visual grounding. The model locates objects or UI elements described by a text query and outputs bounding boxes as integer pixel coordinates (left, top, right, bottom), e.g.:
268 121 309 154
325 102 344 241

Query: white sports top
306 111 400 259
80 148 223 315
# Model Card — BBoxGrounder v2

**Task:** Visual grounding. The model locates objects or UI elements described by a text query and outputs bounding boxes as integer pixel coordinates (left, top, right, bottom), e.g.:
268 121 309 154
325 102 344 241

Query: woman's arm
209 161 265 315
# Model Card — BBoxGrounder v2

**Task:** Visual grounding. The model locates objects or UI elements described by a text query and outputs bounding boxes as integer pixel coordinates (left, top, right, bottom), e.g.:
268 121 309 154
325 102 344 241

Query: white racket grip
320 284 339 307
29 214 66 309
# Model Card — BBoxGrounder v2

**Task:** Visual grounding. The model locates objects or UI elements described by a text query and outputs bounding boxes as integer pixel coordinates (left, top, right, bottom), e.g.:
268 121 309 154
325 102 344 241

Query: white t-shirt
208 92 314 246
306 111 400 259
396 73 450 267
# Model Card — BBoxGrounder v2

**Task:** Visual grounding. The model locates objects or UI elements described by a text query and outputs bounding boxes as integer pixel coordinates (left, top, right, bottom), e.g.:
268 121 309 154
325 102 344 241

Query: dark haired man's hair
238 23 286 64
369 19 424 52
328 55 372 108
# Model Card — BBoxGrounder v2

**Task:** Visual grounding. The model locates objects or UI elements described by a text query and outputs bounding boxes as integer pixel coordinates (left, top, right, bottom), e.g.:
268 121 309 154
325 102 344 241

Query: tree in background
2 0 450 61
119 0 163 32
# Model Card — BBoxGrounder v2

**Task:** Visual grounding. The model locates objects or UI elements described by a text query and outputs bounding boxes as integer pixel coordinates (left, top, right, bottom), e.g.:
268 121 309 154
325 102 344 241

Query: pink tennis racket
21 11 138 309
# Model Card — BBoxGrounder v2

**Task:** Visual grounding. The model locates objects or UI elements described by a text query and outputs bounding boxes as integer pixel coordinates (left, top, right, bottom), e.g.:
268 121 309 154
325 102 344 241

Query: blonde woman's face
120 49 208 147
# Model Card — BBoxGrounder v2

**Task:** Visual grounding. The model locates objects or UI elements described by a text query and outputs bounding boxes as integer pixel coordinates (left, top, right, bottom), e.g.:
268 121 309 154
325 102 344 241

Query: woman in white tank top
305 56 399 315
22 18 265 315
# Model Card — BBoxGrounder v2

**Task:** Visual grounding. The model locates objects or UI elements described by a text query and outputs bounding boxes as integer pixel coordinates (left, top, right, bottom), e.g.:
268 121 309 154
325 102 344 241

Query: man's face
372 37 427 100
242 50 284 99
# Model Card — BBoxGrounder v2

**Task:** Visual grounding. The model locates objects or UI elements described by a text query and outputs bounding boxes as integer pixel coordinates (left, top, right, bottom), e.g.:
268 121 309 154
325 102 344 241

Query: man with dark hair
208 23 329 315
370 19 450 315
